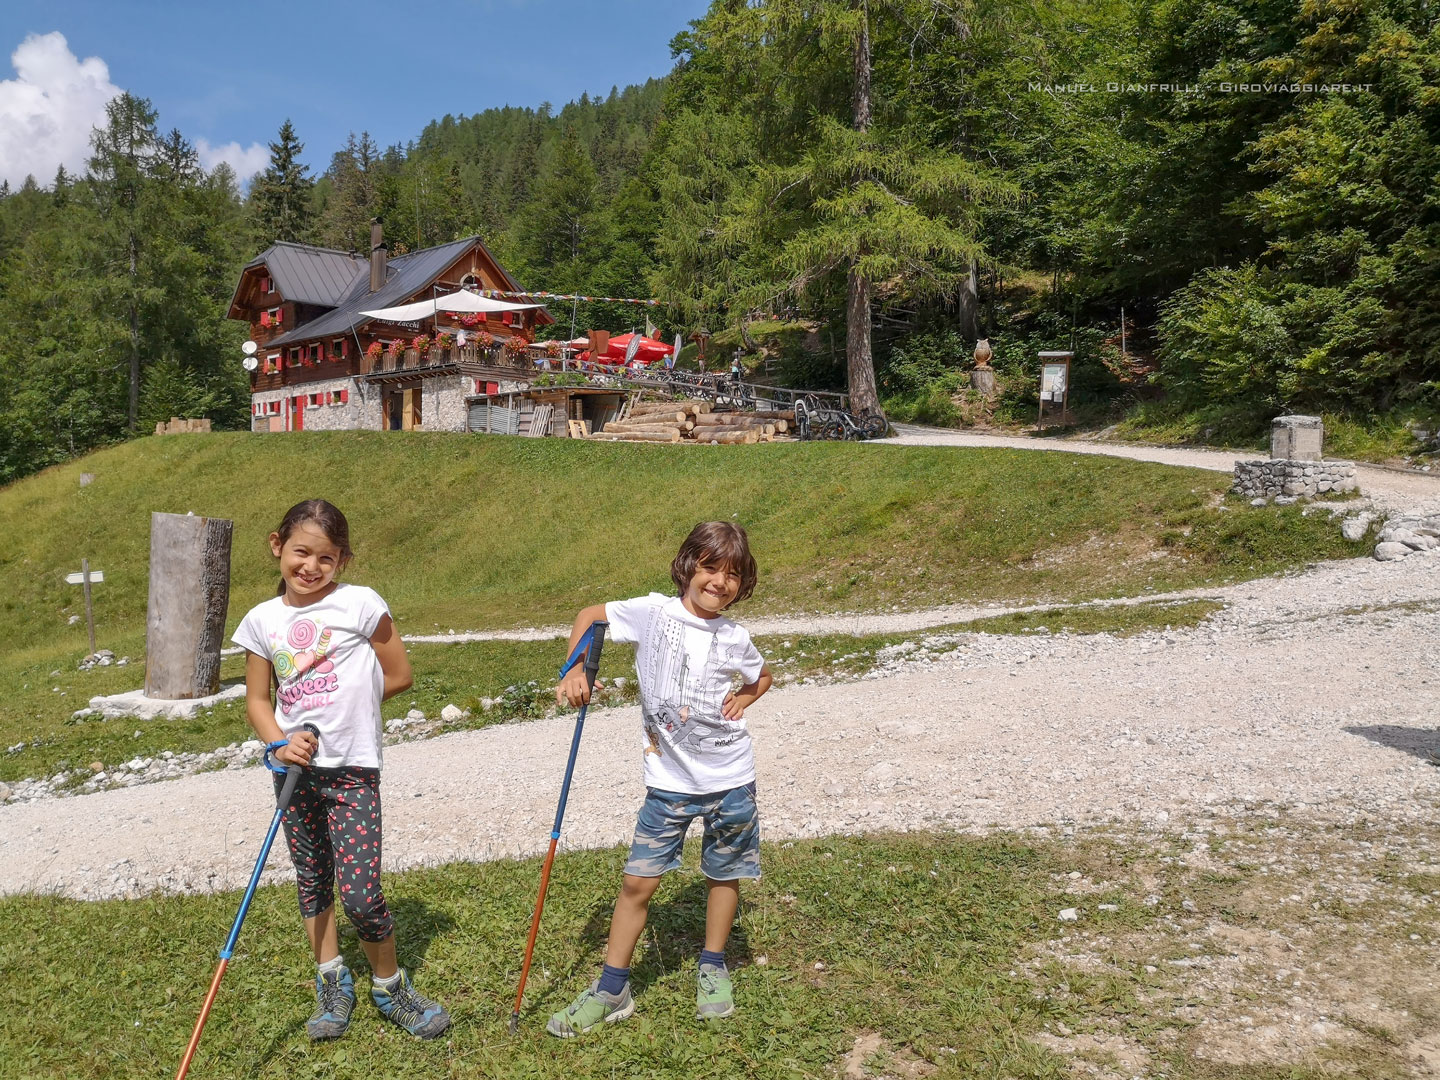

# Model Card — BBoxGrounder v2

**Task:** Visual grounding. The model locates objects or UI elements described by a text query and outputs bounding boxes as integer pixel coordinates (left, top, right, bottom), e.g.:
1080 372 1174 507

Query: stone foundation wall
1232 458 1358 499
420 375 468 432
249 378 383 432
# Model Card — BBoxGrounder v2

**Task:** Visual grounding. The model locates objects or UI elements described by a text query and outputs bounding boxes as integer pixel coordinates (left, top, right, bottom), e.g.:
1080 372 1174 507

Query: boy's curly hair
670 521 758 605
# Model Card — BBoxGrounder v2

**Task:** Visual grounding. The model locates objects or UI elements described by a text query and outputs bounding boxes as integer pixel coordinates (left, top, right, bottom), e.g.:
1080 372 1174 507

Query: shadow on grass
1345 724 1440 764
253 897 455 1067
568 870 755 1000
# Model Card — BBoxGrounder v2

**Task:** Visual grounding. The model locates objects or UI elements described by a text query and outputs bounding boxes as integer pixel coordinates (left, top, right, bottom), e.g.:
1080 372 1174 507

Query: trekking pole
509 621 608 1035
176 723 320 1080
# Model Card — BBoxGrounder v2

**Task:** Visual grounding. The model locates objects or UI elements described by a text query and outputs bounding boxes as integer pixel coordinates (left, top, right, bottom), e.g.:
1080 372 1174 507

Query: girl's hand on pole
556 668 602 707
276 729 317 766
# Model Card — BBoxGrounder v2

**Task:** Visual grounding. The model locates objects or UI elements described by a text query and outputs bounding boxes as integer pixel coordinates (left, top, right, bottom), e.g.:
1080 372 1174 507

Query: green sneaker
306 966 356 1040
545 980 635 1037
696 963 734 1020
370 968 451 1040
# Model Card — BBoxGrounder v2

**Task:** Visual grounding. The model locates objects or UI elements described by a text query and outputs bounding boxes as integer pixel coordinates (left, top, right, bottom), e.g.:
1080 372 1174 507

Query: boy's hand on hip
721 692 747 721
277 730 317 766
556 668 602 707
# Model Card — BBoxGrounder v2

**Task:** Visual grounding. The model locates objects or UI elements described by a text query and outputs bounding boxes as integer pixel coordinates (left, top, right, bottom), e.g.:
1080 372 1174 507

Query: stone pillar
145 512 234 699
1271 415 1323 461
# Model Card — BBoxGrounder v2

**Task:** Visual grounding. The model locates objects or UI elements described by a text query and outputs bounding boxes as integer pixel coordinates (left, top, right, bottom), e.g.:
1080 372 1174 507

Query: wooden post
145 512 233 700
81 557 96 654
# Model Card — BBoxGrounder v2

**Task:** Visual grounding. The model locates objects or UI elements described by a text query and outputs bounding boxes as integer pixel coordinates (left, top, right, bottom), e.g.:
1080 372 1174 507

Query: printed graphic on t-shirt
638 607 748 755
267 617 341 714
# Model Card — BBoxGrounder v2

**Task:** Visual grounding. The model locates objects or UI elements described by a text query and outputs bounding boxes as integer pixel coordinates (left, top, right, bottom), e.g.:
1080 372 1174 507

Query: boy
547 521 773 1036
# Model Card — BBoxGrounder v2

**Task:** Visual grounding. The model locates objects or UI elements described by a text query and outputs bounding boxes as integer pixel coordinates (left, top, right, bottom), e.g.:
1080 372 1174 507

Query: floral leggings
274 765 394 942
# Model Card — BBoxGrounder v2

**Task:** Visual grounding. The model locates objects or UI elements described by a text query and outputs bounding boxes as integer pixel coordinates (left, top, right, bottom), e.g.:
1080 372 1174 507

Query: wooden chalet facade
229 225 559 433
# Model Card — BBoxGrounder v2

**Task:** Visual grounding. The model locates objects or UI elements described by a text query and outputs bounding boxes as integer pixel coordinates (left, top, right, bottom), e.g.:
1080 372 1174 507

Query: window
309 344 321 364
266 307 282 325
331 338 345 359
308 393 322 407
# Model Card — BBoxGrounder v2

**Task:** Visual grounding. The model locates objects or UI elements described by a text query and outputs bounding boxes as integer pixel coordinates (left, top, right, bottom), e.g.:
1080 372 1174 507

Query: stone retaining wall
1232 458 1358 499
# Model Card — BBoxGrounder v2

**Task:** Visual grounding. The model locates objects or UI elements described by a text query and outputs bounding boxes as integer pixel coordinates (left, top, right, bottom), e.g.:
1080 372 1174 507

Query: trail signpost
1037 351 1072 430
66 559 103 652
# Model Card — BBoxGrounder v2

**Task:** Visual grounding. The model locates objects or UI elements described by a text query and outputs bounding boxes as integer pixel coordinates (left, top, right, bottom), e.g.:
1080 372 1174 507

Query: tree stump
145 512 234 699
970 368 996 396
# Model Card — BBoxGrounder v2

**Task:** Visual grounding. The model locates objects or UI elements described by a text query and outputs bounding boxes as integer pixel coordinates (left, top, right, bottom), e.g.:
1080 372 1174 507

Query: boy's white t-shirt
604 592 766 795
232 583 390 769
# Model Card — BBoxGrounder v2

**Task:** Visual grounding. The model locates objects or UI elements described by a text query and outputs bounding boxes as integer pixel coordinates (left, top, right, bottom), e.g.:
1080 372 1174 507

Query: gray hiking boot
307 966 356 1040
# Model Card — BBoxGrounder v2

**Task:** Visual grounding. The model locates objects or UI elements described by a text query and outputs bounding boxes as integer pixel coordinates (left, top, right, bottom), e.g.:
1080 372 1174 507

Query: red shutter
259 310 270 328
341 339 350 358
486 381 498 395
340 389 349 404
276 307 283 324
501 311 512 325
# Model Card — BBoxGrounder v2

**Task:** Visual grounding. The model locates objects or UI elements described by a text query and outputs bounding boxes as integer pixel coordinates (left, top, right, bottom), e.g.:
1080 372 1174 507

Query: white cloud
0 31 120 187
195 137 269 183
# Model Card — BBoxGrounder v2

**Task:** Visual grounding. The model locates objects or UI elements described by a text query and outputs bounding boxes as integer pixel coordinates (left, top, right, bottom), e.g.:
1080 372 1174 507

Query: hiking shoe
370 968 451 1039
306 966 356 1040
696 963 734 1020
545 980 635 1037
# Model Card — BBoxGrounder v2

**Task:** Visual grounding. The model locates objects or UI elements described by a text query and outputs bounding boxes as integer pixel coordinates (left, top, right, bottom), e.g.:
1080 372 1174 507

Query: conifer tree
250 119 315 245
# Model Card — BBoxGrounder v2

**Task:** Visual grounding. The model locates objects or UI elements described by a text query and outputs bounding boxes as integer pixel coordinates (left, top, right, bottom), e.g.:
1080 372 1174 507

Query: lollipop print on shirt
272 617 340 714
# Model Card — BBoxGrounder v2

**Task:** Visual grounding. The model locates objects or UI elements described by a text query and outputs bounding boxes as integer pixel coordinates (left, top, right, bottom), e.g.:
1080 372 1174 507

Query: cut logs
582 399 794 445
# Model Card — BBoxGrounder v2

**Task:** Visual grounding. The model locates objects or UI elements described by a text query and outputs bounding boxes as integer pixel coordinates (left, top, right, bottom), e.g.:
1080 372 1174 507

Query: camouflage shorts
624 782 760 881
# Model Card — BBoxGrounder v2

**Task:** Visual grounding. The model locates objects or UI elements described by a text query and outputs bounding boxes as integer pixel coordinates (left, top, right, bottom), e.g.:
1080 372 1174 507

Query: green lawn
1 827 1427 1079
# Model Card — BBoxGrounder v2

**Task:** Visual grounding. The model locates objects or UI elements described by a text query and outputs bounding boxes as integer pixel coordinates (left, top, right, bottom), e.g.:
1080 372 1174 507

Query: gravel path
879 424 1440 513
7 543 1439 901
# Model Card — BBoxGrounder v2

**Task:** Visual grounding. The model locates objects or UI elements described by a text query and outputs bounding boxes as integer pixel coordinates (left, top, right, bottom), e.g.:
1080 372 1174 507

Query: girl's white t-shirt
604 593 766 795
232 583 390 769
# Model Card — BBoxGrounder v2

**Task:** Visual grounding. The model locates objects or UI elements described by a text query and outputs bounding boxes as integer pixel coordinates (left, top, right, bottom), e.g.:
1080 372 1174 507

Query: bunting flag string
473 288 663 307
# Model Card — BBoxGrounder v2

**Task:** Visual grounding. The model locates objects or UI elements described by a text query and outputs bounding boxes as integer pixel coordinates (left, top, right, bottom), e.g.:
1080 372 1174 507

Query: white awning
359 289 542 323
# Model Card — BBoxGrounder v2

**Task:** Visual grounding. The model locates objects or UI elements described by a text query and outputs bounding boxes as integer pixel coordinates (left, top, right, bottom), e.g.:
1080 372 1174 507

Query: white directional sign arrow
65 570 104 584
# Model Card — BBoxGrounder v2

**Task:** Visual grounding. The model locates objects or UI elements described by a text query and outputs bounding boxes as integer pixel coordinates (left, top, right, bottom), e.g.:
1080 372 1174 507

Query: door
402 388 421 430
387 391 403 431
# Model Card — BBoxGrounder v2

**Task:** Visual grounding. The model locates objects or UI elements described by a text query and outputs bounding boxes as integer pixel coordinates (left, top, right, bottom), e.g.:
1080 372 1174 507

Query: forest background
1 0 1437 485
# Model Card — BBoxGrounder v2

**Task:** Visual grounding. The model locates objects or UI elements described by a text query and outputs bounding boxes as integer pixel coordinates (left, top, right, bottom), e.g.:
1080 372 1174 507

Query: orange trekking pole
509 621 607 1034
176 723 318 1079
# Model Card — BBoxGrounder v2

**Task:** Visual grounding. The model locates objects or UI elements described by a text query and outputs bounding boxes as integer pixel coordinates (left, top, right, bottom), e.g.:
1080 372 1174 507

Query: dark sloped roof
241 242 366 309
262 236 551 347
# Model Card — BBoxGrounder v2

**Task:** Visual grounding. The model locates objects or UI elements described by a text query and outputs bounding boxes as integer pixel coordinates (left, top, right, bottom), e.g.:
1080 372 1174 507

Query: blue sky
0 0 710 187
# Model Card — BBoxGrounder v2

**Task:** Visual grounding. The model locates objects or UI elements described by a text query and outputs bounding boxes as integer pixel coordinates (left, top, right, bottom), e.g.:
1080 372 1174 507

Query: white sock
317 956 347 977
373 970 402 991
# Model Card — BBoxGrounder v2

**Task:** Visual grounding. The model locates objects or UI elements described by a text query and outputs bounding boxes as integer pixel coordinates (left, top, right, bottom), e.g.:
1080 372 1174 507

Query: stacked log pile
584 400 795 445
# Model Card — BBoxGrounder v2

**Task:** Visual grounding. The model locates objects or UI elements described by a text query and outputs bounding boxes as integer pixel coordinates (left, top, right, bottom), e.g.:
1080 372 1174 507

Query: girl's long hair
273 499 354 596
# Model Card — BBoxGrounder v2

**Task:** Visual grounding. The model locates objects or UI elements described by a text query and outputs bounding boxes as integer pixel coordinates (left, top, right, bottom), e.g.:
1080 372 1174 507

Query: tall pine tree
250 119 315 245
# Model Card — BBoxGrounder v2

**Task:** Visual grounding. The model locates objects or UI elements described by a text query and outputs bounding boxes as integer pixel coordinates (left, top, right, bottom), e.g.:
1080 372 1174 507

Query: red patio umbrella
600 333 673 367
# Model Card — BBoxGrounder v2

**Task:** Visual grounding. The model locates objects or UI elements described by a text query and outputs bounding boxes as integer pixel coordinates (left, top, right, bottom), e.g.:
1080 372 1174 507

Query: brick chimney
369 219 387 293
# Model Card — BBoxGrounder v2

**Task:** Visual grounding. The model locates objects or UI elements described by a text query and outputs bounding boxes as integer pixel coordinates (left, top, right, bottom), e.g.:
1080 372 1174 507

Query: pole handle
581 622 606 688
275 723 321 808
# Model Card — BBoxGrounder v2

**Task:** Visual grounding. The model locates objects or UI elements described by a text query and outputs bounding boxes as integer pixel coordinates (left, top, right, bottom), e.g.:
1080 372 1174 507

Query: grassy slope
0 431 1364 664
0 432 1367 778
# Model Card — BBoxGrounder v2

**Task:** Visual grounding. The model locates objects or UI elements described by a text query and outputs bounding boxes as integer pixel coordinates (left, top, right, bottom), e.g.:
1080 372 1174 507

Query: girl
232 499 450 1041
